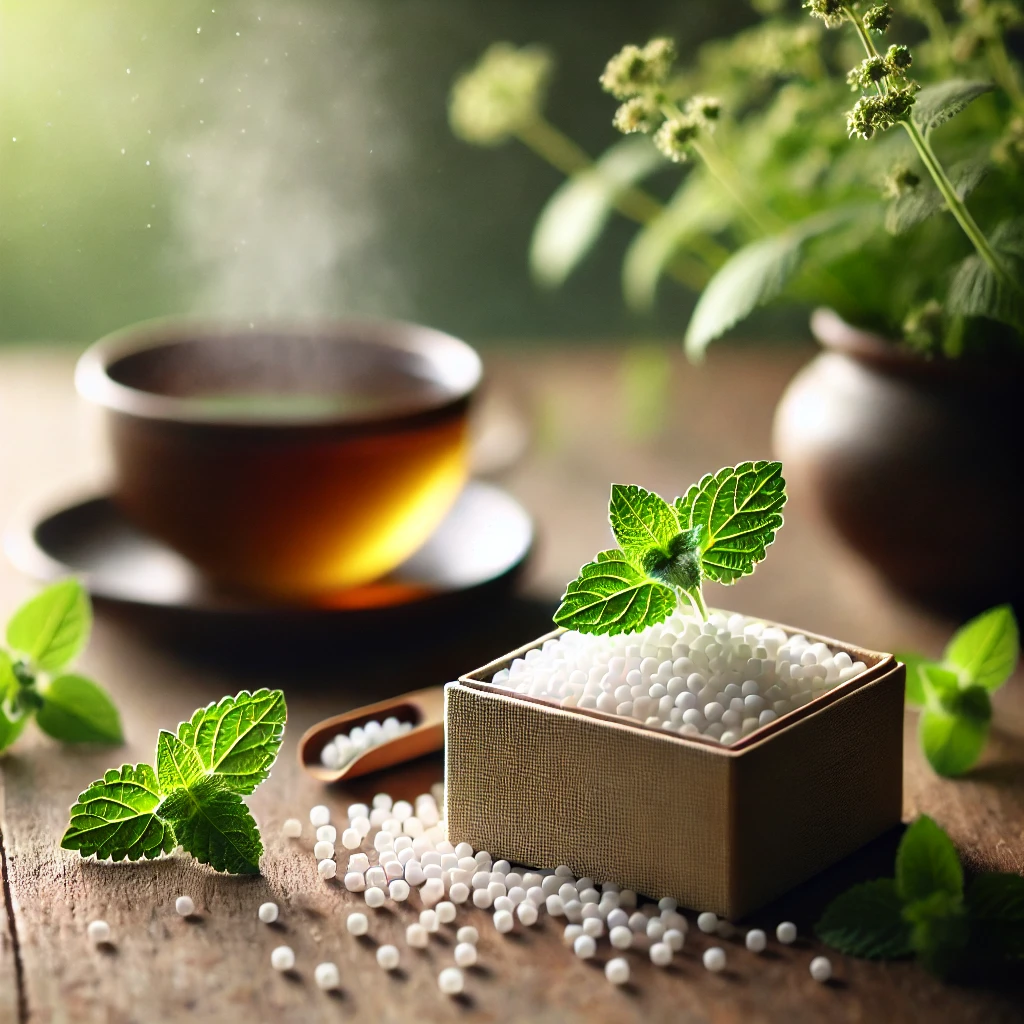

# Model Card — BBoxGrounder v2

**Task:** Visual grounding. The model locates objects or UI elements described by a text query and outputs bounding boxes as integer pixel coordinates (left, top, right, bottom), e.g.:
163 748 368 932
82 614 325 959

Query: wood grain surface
1 345 1022 1024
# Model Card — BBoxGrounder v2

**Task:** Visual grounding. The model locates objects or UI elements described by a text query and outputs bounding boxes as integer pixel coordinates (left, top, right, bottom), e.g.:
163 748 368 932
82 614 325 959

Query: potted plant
449 2 1024 613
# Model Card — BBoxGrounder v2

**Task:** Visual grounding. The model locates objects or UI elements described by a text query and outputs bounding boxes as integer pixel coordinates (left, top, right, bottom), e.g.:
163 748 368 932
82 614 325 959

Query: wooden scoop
298 685 445 783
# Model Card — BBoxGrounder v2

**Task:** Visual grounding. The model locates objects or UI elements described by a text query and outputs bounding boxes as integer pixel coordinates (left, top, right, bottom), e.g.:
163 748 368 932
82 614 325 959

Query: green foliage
818 814 1024 977
530 138 666 289
884 158 988 235
901 605 1018 776
554 461 785 635
61 689 286 875
0 580 122 755
912 80 994 135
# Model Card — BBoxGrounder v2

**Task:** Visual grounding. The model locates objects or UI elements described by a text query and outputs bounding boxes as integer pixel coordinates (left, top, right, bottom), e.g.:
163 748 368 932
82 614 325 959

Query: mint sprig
60 689 286 875
817 815 1024 979
897 605 1019 777
0 580 123 754
554 460 786 634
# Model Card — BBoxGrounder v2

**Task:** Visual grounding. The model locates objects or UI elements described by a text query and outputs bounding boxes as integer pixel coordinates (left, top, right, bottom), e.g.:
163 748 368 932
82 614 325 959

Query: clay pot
773 309 1024 616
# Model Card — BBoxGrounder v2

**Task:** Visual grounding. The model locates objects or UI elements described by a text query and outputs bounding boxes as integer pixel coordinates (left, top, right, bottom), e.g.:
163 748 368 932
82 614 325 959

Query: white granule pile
487 610 867 745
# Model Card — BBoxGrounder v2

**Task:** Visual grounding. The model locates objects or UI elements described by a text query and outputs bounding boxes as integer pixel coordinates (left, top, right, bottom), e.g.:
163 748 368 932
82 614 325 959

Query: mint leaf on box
0 580 123 755
555 460 786 634
899 605 1019 777
62 689 286 875
818 814 1024 978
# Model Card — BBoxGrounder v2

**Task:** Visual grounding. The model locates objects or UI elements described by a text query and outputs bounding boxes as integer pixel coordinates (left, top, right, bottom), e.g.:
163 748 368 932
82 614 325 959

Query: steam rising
165 3 402 319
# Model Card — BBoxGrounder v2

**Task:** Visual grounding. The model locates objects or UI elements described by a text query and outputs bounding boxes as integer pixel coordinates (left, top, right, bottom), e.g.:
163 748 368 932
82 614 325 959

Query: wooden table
1 344 1021 1024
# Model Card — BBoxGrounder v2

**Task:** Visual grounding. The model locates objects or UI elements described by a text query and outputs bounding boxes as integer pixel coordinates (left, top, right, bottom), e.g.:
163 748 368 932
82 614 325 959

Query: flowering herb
554 461 785 633
451 2 1024 357
817 814 1024 978
898 605 1019 777
60 689 286 874
0 580 122 753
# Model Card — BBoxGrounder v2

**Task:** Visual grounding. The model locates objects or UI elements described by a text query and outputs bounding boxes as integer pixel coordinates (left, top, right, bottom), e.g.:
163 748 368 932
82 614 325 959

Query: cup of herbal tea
75 319 482 599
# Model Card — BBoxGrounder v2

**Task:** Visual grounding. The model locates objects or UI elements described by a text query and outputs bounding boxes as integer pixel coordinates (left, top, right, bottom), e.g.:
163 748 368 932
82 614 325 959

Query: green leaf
885 158 988 236
920 663 960 706
159 775 262 874
896 651 933 707
944 605 1019 692
35 674 123 745
946 253 1024 332
156 730 207 793
966 872 1024 958
912 80 993 135
6 579 92 672
816 878 913 959
684 208 863 359
904 890 970 977
0 702 30 754
608 484 681 563
622 174 726 312
176 689 286 795
0 649 15 700
530 137 665 288
554 550 678 635
896 815 964 903
920 693 991 777
61 763 175 862
674 460 786 584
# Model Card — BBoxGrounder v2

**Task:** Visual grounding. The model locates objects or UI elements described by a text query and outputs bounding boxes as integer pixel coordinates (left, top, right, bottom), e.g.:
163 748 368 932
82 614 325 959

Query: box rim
457 612 896 756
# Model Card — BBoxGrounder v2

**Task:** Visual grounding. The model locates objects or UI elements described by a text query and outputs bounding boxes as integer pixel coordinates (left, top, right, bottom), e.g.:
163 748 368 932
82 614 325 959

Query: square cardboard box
445 620 904 919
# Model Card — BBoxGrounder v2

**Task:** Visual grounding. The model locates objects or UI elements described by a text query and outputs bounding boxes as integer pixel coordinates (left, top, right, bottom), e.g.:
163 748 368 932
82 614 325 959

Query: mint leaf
947 251 1024 332
904 890 970 977
896 814 964 903
896 651 933 707
675 460 786 584
885 158 988 236
35 674 123 745
61 763 175 861
966 872 1024 959
912 80 993 135
0 649 15 700
159 775 262 874
554 550 677 635
920 663 960 706
816 879 913 958
6 579 92 672
944 605 1018 692
176 689 286 795
920 696 990 777
608 484 681 563
156 730 207 792
0 702 30 753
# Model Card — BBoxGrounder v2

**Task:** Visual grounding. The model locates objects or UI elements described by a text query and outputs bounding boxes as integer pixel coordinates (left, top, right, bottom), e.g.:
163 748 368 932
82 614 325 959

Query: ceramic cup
75 319 482 599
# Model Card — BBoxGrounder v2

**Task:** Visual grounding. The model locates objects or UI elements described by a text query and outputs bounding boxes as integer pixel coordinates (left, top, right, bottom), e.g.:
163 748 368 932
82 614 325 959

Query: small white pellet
456 925 479 945
650 941 673 966
438 966 464 995
282 818 302 838
493 896 514 914
389 880 410 902
605 957 630 985
258 902 279 924
309 805 330 827
271 945 295 971
658 896 678 912
421 878 445 906
472 888 493 910
647 918 666 941
664 928 684 951
344 871 366 893
450 882 470 903
372 793 393 811
316 825 337 843
174 895 195 917
546 895 564 917
745 928 767 952
364 886 386 908
609 925 632 949
573 934 596 959
317 859 337 880
776 921 797 944
493 909 514 933
365 866 387 888
703 946 726 972
607 908 629 930
87 920 110 944
406 923 429 948
376 944 400 971
436 901 457 924
314 962 340 990
697 911 718 933
341 828 361 850
810 956 833 982
454 941 478 967
582 917 604 938
313 840 335 861
516 901 538 926
346 802 369 820
346 912 368 936
563 924 584 946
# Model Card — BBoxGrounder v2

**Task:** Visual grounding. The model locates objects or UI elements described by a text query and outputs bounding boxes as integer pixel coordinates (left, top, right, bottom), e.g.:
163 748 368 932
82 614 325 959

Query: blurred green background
0 0 751 346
